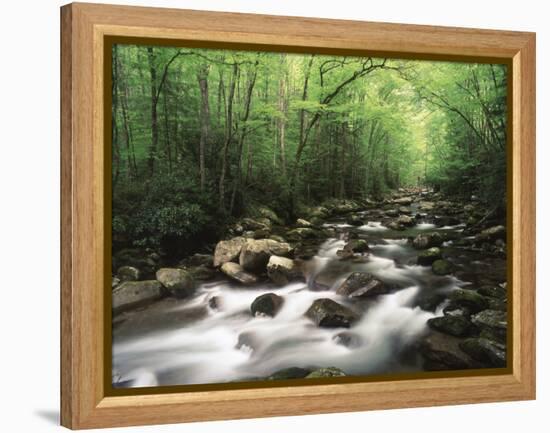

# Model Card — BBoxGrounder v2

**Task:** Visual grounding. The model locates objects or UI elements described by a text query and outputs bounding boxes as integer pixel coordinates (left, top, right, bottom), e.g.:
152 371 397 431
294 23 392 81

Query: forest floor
111 188 508 387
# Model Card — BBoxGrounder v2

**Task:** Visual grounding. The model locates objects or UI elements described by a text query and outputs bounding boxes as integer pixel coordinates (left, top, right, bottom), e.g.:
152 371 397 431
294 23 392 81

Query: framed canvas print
60 2 536 429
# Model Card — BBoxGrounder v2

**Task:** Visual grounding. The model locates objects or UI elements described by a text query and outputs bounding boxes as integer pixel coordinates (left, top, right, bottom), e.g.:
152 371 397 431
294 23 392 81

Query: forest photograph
110 43 508 388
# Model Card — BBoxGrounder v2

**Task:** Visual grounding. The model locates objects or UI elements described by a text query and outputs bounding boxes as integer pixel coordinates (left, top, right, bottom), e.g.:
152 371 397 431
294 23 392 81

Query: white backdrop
0 0 545 431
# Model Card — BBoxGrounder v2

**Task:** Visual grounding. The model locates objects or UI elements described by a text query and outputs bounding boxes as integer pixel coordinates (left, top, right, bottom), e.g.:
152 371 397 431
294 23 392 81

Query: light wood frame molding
60 2 536 429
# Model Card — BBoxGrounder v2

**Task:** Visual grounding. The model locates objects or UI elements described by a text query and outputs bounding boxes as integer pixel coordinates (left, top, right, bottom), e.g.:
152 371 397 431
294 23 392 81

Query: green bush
112 171 223 256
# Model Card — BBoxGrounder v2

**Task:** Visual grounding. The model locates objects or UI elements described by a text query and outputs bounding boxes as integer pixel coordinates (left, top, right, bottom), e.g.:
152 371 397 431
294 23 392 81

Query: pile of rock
418 285 508 369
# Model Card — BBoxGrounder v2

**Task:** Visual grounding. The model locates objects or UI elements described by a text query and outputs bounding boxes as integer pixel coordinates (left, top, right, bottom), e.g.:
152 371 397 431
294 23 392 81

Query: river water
113 212 477 388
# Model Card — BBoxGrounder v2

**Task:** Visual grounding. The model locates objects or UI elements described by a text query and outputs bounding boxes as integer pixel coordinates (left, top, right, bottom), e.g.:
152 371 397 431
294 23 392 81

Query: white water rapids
113 224 464 388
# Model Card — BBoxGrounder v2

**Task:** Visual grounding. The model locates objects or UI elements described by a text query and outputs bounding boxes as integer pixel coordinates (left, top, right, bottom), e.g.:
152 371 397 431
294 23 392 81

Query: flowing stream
113 213 472 388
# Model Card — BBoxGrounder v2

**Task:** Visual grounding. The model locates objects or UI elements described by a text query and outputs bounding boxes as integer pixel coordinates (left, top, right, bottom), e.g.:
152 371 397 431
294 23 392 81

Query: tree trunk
230 62 258 215
219 63 238 209
197 64 210 192
112 45 121 187
147 47 159 175
277 54 287 176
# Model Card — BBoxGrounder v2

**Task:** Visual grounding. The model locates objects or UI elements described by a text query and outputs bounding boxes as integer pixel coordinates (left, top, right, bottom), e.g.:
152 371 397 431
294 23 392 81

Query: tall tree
197 64 210 191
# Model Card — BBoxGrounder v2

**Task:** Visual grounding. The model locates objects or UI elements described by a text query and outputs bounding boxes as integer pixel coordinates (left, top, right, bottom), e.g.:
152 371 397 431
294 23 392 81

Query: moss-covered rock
417 247 442 266
427 315 477 337
432 259 454 275
448 289 489 313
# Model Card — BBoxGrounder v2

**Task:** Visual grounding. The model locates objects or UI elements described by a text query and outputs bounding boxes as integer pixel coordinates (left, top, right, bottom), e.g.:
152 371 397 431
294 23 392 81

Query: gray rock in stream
213 237 248 267
266 255 302 285
427 315 478 337
220 262 258 285
156 268 196 298
305 298 359 328
239 239 293 272
471 309 507 344
251 293 284 317
419 331 480 371
459 337 506 367
112 280 164 314
336 272 391 298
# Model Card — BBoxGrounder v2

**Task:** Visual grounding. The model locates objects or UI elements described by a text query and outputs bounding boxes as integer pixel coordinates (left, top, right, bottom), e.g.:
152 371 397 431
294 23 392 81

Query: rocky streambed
112 188 508 388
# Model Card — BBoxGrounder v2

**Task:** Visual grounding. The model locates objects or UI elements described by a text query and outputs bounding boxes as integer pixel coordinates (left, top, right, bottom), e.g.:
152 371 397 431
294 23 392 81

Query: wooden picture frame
60 2 536 429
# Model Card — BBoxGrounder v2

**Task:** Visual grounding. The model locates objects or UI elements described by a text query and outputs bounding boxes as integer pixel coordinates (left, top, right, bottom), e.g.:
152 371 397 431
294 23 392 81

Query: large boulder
156 268 196 298
336 272 390 298
305 298 359 328
266 256 302 285
427 315 477 337
116 265 140 282
266 239 293 256
251 293 284 317
239 239 292 272
220 262 258 285
306 367 346 378
419 331 478 370
459 338 506 367
432 259 454 275
112 280 163 313
412 232 443 249
448 289 489 313
417 247 442 266
471 309 507 344
213 237 247 267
